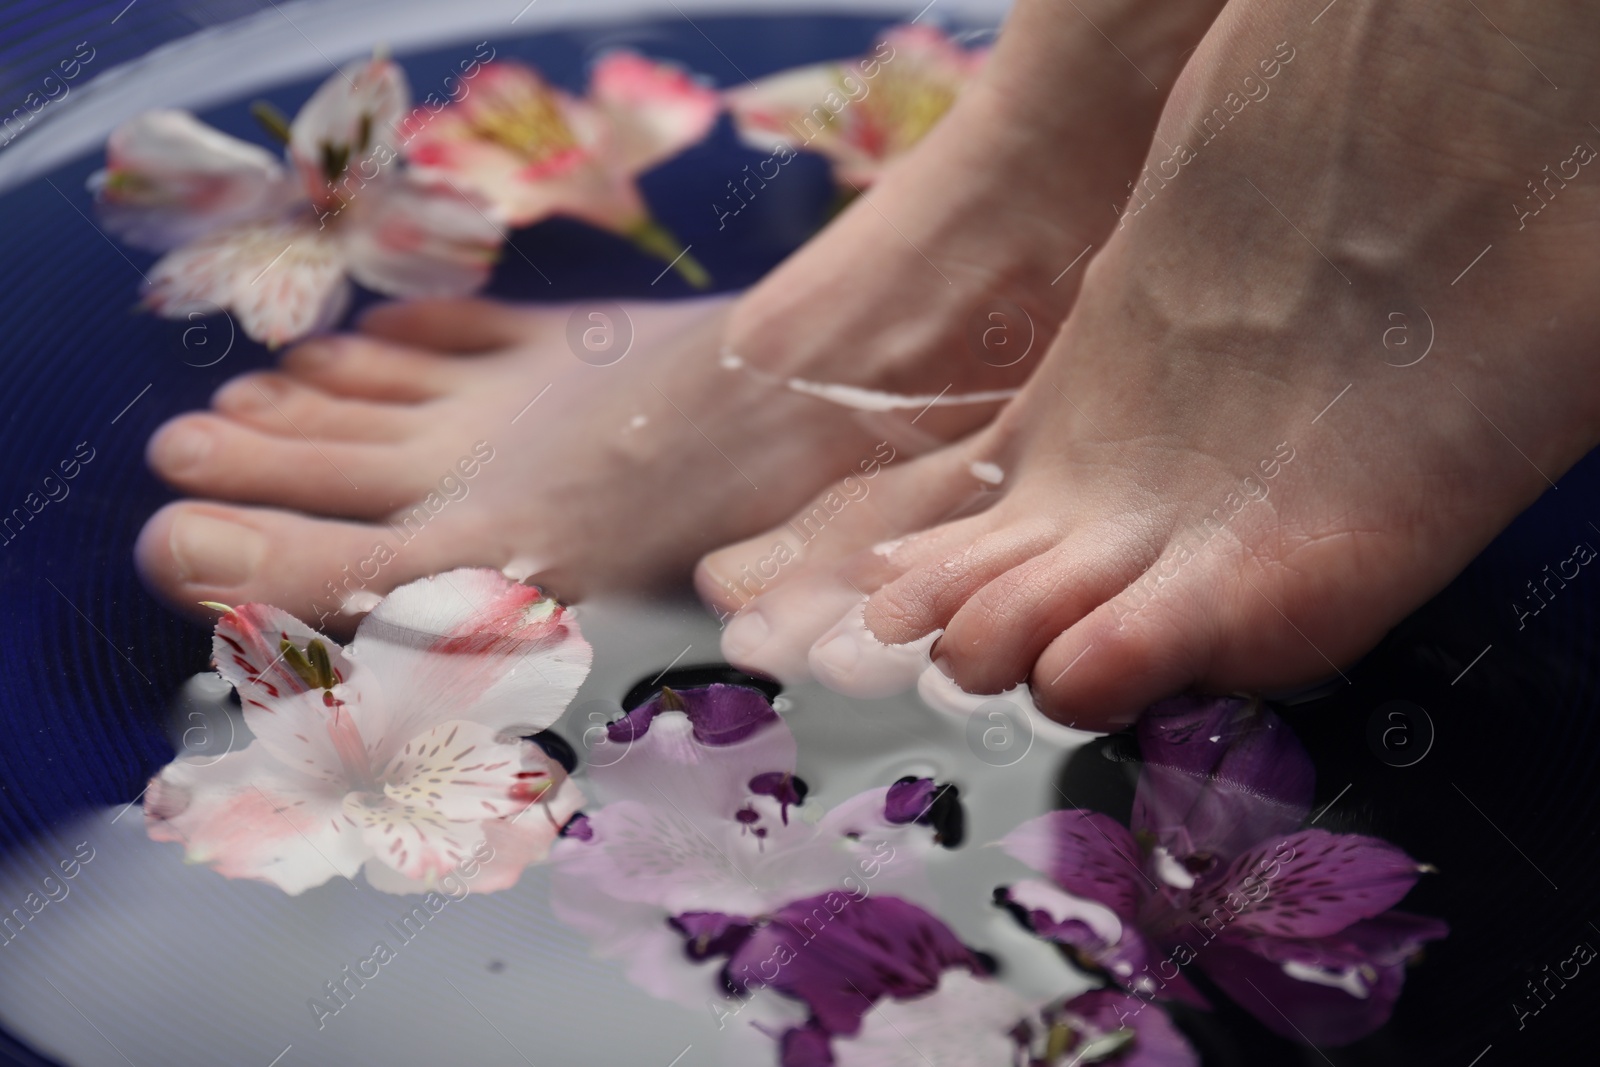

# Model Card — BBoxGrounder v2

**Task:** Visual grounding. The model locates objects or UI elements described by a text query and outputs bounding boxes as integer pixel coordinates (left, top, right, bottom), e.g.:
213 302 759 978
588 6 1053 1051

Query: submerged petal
340 178 502 299
1199 910 1447 1046
346 568 591 769
1133 696 1315 871
146 219 350 347
830 970 1035 1067
1000 810 1148 923
1188 828 1432 940
92 109 292 251
723 894 986 1037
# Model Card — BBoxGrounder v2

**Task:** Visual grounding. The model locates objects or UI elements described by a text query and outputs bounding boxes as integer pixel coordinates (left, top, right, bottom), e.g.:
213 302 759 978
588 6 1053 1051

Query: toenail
723 610 770 660
169 513 267 587
150 423 213 474
932 652 954 679
811 632 861 677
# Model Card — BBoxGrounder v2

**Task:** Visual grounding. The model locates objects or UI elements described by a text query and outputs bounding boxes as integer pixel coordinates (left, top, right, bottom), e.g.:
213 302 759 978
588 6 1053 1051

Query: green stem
626 217 711 289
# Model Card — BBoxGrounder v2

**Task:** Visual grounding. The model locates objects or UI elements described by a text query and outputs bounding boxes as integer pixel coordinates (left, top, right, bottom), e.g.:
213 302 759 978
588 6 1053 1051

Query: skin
135 0 1215 635
700 0 1600 727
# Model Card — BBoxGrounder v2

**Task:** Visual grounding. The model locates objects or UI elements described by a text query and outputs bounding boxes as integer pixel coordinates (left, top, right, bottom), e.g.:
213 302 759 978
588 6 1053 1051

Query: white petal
832 971 1032 1067
212 601 355 703
92 109 291 251
289 56 409 204
587 706 796 817
145 743 365 895
341 179 501 298
146 220 350 347
344 791 488 885
346 569 592 769
379 720 562 822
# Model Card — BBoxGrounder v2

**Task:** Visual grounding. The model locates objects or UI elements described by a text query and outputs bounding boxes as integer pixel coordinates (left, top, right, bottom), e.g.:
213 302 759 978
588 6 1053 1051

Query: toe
695 443 996 617
146 413 438 518
717 579 865 685
280 334 476 401
933 538 1140 695
135 501 479 633
357 297 545 353
861 510 1059 647
212 373 419 442
1027 575 1211 730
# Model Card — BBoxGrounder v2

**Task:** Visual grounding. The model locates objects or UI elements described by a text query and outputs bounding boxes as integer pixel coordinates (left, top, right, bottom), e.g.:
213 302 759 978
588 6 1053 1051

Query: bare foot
137 0 1222 627
700 0 1600 726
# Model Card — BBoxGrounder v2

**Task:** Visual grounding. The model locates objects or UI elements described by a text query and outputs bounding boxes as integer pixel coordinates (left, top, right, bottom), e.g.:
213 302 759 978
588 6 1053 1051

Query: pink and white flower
725 25 987 189
144 568 590 895
403 53 717 284
92 57 502 347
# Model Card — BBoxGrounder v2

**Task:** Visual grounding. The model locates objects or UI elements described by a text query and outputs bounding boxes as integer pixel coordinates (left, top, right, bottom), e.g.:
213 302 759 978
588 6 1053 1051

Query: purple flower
550 685 960 1007
999 696 1446 1047
684 894 1197 1067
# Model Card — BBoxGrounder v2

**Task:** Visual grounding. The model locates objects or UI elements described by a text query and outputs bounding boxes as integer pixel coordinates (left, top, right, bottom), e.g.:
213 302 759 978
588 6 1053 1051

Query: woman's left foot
699 0 1600 726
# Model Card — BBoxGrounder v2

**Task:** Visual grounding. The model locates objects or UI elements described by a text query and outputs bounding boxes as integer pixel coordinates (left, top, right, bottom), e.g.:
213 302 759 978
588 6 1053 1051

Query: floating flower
998 697 1447 1046
403 53 717 285
91 57 502 346
725 25 987 189
549 684 961 1004
682 894 1196 1067
144 568 589 895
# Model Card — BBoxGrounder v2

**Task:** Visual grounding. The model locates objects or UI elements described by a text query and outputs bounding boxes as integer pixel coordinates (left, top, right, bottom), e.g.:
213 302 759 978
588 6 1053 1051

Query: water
0 3 1597 1066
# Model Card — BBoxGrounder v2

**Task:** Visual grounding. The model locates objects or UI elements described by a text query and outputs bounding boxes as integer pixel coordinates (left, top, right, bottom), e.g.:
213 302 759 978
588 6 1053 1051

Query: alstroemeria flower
144 569 589 895
683 895 1196 1067
403 53 717 284
725 25 987 189
998 697 1447 1046
549 684 960 1003
91 57 502 346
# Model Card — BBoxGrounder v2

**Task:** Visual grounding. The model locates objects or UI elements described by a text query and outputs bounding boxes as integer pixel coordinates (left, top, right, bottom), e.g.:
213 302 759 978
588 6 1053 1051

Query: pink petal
1000 810 1149 923
340 178 501 298
346 569 591 769
146 220 351 347
91 109 292 251
1187 828 1432 940
144 742 364 894
588 51 720 176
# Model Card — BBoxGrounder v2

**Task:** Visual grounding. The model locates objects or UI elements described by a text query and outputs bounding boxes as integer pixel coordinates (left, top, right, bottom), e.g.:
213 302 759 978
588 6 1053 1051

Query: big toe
136 501 478 632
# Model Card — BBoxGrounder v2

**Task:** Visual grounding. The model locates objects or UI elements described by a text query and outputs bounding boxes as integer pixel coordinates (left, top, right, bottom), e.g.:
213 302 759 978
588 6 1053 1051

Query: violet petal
724 894 984 1037
1133 696 1315 869
1187 828 1431 940
608 683 780 746
1000 811 1148 923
